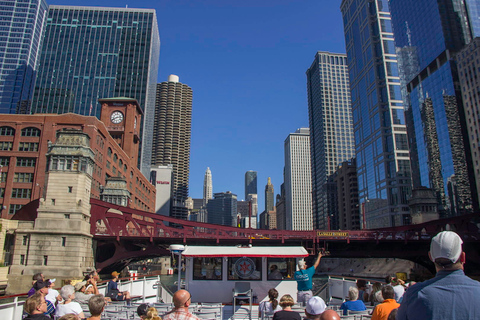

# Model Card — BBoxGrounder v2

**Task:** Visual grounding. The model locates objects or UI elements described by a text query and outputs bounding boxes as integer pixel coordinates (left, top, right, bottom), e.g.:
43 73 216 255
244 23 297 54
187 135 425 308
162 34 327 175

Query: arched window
113 153 118 163
107 148 112 157
0 126 15 136
21 127 41 137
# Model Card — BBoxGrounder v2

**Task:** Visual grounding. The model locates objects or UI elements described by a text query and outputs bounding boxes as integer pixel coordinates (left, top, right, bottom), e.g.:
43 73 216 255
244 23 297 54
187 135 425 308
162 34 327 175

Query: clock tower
99 97 143 167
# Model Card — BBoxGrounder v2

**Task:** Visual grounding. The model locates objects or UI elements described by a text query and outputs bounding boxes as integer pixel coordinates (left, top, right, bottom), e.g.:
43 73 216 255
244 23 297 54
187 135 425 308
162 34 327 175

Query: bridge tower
8 129 95 293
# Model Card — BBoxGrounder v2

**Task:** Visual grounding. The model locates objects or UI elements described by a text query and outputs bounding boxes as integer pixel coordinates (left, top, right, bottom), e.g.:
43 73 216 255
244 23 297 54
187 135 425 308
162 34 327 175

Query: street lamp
169 244 185 291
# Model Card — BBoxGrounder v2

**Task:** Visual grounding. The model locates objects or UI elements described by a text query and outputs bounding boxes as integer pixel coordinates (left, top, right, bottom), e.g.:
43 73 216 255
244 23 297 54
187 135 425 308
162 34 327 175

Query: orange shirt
371 299 400 320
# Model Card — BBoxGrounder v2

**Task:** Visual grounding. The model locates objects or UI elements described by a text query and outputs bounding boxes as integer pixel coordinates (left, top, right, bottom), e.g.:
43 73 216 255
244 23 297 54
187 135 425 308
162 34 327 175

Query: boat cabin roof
181 245 309 258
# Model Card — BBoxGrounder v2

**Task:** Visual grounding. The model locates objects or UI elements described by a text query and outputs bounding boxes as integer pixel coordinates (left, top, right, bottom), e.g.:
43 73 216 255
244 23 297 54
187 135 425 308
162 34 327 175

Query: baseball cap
430 231 463 263
305 296 326 315
111 271 120 278
137 303 149 317
74 281 87 291
48 278 56 285
33 280 48 291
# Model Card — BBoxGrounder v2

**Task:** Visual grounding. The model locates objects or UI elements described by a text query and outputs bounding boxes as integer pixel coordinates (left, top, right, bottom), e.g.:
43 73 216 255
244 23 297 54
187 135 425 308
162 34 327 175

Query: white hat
298 259 306 269
430 231 463 263
305 296 326 315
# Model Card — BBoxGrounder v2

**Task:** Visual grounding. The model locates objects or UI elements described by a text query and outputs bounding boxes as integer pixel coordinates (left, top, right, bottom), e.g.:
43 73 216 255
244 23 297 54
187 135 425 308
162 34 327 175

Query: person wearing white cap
294 252 323 305
396 231 480 320
304 296 327 319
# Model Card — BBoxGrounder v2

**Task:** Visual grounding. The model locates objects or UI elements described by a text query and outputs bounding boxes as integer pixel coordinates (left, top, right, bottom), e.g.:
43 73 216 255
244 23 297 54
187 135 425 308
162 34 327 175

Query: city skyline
45 0 347 209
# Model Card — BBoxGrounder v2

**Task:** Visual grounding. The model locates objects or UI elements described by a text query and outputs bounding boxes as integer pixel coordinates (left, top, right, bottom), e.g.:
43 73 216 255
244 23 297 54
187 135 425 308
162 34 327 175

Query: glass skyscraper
0 0 48 114
390 0 480 216
341 0 412 228
245 170 257 199
307 51 355 229
31 6 160 176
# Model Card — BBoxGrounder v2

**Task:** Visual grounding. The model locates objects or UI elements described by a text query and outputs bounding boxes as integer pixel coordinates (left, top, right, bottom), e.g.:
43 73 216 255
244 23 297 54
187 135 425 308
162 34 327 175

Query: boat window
228 257 262 281
267 258 296 280
193 257 222 280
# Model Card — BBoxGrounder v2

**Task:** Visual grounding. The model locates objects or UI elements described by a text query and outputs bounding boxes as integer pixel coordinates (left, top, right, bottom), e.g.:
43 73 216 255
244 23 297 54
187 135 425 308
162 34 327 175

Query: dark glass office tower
31 6 160 176
152 75 192 221
307 51 355 229
245 170 257 198
0 0 48 114
341 0 412 228
390 0 480 216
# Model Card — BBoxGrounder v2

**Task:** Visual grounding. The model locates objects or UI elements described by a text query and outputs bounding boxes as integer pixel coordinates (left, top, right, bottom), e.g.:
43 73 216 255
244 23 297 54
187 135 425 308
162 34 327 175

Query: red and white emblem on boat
234 257 255 278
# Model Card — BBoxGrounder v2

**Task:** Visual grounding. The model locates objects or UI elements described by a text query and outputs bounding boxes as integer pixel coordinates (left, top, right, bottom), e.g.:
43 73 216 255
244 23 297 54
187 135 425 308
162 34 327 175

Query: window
16 157 36 167
62 237 66 247
23 236 28 245
20 254 25 265
193 257 222 280
107 148 112 157
0 157 9 166
14 172 34 183
21 127 41 137
0 127 14 136
0 172 7 182
51 199 55 205
11 188 31 198
267 258 296 280
9 204 22 215
18 142 39 152
43 255 48 265
64 214 70 219
228 257 262 280
68 186 73 193
0 142 13 151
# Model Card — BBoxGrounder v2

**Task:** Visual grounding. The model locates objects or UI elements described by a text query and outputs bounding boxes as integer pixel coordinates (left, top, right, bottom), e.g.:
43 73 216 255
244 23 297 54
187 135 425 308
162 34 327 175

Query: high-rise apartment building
151 75 192 220
341 0 412 228
390 0 480 217
306 51 355 229
284 128 312 230
30 6 160 176
457 38 480 204
335 159 360 230
203 167 213 205
0 0 48 114
206 191 237 227
265 177 274 212
245 170 257 198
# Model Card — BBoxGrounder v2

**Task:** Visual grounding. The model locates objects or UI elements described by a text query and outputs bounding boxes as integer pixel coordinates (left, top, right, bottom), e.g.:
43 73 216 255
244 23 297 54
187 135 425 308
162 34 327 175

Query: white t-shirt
55 301 83 317
45 288 59 305
259 301 282 315
393 284 405 302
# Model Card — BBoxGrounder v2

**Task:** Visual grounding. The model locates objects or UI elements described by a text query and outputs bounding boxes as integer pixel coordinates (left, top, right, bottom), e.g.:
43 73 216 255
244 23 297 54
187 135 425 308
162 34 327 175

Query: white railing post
143 276 146 303
13 297 18 320
156 275 160 303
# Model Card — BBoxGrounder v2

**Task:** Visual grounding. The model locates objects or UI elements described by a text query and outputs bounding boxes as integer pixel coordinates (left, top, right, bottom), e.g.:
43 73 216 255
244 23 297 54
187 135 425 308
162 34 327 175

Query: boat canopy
181 245 309 258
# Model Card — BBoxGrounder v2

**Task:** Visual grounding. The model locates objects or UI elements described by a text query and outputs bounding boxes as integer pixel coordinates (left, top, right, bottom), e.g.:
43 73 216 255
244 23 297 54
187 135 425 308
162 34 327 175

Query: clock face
111 111 124 124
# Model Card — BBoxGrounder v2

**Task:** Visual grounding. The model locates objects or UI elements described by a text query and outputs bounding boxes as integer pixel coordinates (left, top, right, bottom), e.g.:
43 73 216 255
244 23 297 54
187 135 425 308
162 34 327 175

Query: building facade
206 191 237 227
264 177 274 212
0 103 155 219
275 183 286 230
203 167 213 205
306 51 355 229
151 75 192 221
390 0 480 217
150 164 173 216
245 170 257 199
335 158 360 230
284 128 312 230
30 5 160 176
0 0 48 114
341 0 412 228
457 37 480 204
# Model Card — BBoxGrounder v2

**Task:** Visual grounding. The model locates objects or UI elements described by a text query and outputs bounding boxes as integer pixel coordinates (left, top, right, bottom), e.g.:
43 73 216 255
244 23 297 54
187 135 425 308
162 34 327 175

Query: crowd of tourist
20 230 480 320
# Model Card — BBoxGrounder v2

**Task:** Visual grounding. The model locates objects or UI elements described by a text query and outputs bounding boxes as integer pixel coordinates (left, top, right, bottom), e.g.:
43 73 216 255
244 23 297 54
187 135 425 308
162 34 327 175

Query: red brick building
0 98 155 218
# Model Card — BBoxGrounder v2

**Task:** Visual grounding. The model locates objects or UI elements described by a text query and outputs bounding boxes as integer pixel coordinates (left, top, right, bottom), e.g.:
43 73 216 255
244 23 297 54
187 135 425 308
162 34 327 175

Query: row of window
0 141 39 151
0 126 41 136
0 172 34 183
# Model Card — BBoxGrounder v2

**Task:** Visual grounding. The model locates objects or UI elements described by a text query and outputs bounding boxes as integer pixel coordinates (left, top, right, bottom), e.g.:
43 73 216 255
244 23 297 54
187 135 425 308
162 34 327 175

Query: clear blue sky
48 0 347 211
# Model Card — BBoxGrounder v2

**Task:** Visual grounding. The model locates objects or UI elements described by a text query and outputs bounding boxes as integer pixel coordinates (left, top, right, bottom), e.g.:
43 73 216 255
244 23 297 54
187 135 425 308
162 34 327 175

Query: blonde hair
279 294 295 308
58 314 80 320
145 307 161 320
24 292 44 314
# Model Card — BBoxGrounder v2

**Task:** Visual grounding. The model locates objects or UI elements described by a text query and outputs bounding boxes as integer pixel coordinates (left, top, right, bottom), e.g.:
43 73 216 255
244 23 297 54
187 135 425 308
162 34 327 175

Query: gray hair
348 286 359 301
60 285 75 300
